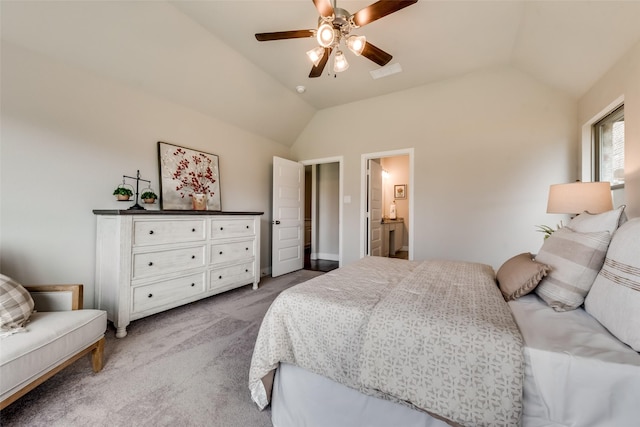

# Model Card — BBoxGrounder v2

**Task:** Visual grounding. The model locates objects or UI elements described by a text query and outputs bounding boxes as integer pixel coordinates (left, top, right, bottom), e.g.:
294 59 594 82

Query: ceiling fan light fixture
316 22 335 48
333 50 349 72
306 46 325 67
346 35 366 56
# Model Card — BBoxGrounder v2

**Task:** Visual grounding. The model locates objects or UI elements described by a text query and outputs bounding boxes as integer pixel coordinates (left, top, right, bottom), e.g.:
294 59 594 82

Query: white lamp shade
333 50 349 72
346 35 366 56
316 22 335 48
547 182 613 214
306 46 325 66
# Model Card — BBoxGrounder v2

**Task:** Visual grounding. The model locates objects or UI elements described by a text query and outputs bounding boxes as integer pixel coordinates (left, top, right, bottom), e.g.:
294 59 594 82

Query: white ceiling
2 1 640 145
171 0 640 108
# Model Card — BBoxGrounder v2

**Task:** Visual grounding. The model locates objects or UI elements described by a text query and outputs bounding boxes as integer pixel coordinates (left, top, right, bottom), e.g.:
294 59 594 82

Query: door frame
299 156 344 267
360 148 414 260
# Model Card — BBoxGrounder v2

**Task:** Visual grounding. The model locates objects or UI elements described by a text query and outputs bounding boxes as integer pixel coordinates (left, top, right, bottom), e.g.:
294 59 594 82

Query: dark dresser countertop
93 210 264 216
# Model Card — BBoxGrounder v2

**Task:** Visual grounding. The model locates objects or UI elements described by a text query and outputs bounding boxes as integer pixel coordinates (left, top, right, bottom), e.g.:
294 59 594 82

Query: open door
272 156 304 277
368 160 383 256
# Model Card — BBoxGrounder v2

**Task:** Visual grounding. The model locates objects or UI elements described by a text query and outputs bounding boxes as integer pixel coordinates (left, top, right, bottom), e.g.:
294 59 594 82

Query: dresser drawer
132 272 205 314
209 262 254 290
210 240 254 265
133 219 206 246
132 245 206 279
210 219 255 239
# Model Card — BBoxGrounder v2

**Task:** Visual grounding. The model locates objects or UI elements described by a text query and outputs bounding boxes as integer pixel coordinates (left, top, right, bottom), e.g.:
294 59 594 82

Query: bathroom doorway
361 149 414 260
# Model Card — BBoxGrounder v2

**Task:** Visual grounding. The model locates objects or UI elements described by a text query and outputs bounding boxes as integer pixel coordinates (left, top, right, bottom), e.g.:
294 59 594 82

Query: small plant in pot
113 187 134 201
141 191 158 204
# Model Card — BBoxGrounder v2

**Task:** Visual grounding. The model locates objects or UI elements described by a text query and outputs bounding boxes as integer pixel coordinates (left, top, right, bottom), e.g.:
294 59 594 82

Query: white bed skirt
272 363 450 427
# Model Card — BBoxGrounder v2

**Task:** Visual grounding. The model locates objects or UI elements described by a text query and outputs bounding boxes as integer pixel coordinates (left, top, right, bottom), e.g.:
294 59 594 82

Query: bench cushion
0 309 106 401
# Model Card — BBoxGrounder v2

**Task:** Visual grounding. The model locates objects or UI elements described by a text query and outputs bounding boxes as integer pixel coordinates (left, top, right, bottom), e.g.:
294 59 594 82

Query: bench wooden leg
91 337 105 372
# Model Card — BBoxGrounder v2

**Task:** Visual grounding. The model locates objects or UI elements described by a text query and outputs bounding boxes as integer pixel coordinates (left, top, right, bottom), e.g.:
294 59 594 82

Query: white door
272 156 304 277
368 160 383 256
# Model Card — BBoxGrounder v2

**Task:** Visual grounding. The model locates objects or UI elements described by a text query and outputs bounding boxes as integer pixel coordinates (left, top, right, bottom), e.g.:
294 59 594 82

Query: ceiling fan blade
255 30 314 42
309 47 332 78
312 0 334 18
351 0 418 28
361 42 393 66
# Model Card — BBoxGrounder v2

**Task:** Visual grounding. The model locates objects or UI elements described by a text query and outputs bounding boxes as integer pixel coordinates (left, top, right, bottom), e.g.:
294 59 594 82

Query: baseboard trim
311 252 339 261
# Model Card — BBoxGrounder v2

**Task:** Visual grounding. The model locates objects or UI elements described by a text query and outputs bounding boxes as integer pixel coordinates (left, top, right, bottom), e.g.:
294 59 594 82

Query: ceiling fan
255 0 418 78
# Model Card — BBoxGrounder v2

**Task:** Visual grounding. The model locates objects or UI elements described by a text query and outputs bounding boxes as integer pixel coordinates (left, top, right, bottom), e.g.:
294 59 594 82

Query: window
593 105 624 188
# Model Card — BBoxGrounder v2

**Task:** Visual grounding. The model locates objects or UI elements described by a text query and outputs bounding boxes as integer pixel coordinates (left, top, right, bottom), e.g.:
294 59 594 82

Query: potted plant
113 187 134 201
141 191 158 204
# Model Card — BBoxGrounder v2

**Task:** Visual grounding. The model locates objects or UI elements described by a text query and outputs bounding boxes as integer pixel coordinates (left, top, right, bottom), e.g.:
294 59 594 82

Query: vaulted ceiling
173 0 640 108
2 1 640 146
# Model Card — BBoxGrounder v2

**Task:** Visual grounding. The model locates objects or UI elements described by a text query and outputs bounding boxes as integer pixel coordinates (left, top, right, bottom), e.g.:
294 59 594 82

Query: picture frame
157 141 221 211
394 184 406 199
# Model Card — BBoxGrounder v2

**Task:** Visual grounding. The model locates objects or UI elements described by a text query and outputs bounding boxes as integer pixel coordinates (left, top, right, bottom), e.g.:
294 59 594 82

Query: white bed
250 216 640 426
269 293 640 427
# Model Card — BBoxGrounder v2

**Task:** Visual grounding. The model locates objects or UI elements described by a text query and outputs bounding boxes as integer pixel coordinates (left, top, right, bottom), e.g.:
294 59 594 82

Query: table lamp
547 181 613 214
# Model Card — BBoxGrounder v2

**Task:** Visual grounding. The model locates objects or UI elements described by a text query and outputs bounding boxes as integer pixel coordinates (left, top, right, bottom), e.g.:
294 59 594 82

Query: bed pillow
534 227 611 311
0 274 35 333
584 218 640 351
568 205 626 235
497 253 550 301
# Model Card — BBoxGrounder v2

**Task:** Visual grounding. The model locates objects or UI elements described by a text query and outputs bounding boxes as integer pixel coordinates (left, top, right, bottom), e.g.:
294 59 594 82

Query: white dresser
93 210 263 338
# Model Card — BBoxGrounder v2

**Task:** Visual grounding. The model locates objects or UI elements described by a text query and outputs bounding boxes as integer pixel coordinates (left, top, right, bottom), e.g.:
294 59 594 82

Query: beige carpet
1 269 323 427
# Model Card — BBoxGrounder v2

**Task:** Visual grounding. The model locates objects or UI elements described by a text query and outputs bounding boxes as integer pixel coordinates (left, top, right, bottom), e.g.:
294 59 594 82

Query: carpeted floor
0 269 324 427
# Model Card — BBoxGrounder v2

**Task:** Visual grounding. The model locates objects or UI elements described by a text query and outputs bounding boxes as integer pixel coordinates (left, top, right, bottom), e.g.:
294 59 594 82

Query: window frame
592 104 624 189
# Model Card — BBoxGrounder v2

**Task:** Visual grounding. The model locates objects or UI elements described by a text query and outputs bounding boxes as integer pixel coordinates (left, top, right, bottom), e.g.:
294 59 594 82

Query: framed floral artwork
394 184 406 199
157 141 221 211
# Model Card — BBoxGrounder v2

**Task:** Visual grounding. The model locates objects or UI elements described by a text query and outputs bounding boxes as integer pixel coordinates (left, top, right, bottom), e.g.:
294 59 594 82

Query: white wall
292 66 578 269
578 40 640 218
0 42 290 306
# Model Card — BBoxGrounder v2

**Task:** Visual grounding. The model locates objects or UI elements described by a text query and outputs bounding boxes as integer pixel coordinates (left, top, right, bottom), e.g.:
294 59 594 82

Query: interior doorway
361 149 414 260
301 157 343 272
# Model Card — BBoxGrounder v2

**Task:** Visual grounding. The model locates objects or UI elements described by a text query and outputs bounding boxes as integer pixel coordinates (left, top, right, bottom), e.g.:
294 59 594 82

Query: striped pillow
585 218 640 351
534 227 611 311
0 274 35 334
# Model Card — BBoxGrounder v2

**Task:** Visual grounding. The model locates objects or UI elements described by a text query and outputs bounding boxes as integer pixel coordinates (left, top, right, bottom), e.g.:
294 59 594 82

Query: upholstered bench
0 283 107 409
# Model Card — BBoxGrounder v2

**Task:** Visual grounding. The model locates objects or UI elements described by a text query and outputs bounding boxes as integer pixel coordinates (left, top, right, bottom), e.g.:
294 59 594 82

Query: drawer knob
245 247 249 251
245 269 249 272
220 227 224 230
246 225 249 229
149 230 154 235
191 255 196 259
192 228 196 232
219 251 223 255
148 262 153 266
148 293 153 298
218 275 222 279
191 283 195 287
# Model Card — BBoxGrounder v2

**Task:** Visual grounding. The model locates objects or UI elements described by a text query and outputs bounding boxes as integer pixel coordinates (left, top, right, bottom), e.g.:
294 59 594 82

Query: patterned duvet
249 257 524 426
